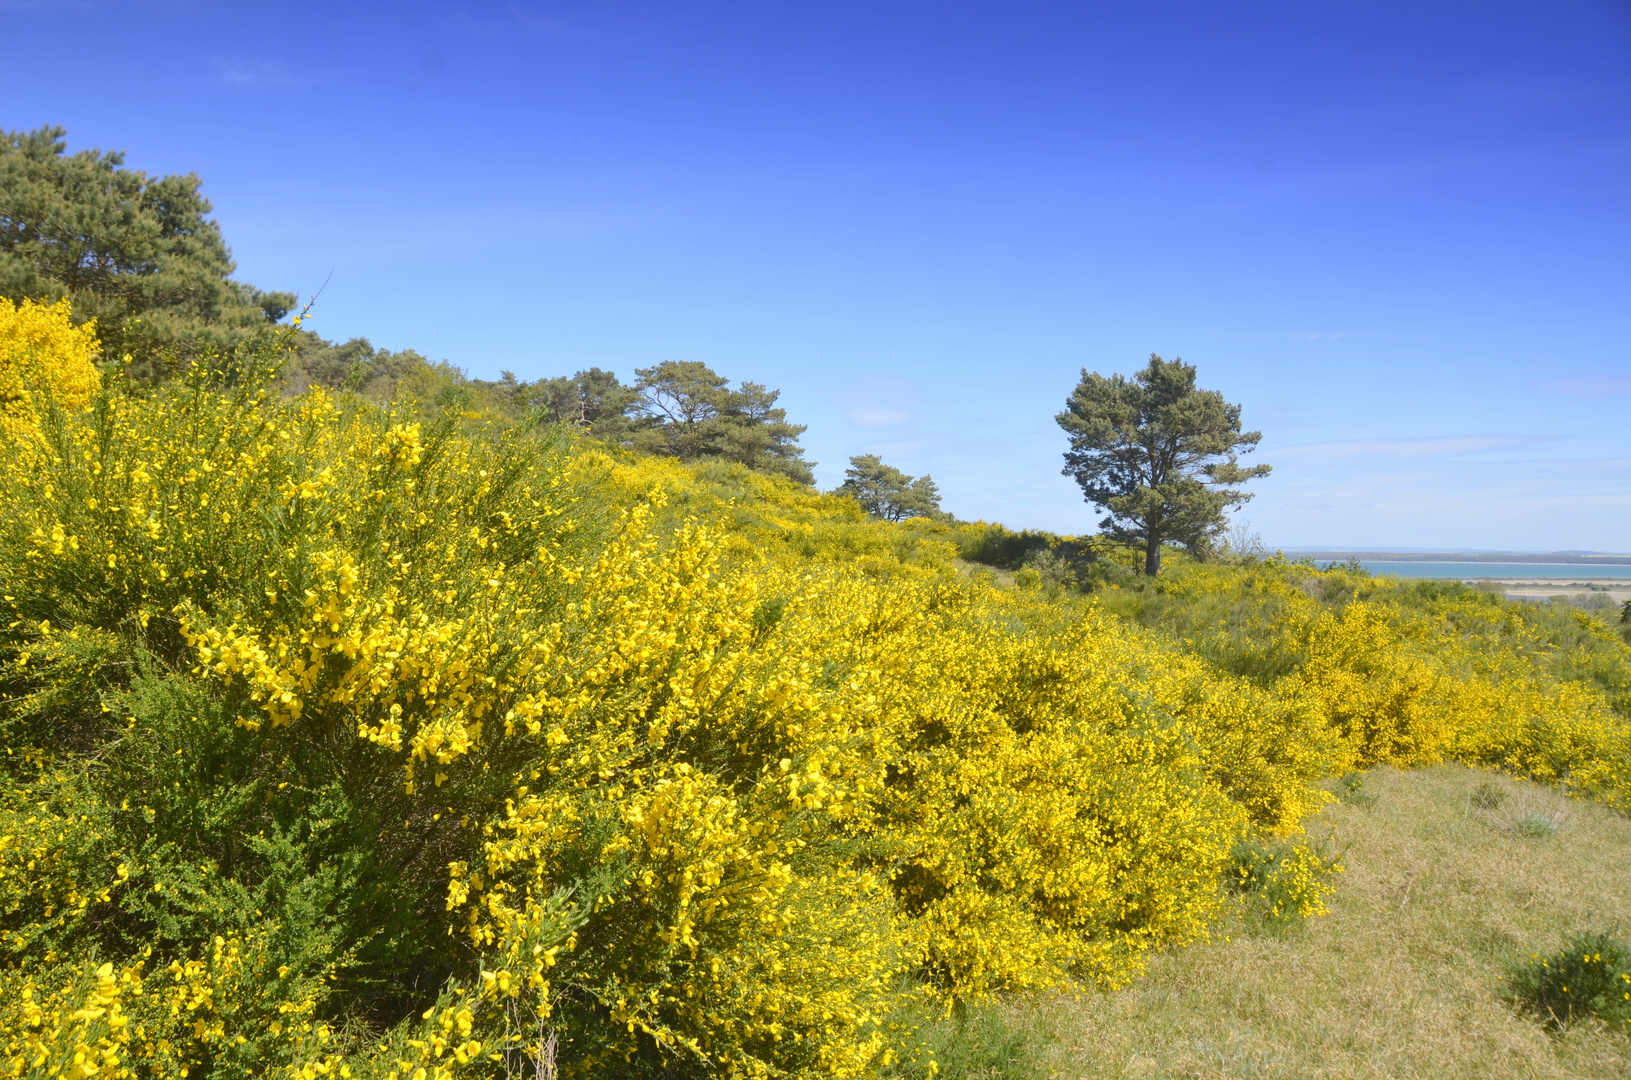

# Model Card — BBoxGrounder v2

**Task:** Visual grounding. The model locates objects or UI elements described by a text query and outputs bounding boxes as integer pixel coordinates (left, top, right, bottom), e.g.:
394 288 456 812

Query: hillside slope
1 318 1629 1079
1003 765 1631 1079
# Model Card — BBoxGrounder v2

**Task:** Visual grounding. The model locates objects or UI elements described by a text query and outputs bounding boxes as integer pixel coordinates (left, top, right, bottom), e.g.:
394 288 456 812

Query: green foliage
1057 354 1270 575
622 359 814 482
1515 812 1561 839
1018 550 1076 598
1224 831 1342 933
278 334 447 401
1471 780 1507 811
947 523 1144 594
887 1000 1053 1080
513 365 641 434
0 125 294 378
836 454 943 522
951 523 1059 570
1010 548 1086 601
322 357 821 486
1508 929 1631 1032
1336 771 1378 808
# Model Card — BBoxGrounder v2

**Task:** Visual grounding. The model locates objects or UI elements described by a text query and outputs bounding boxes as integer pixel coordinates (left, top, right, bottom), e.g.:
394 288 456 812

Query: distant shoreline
1290 552 1631 565
1492 579 1631 602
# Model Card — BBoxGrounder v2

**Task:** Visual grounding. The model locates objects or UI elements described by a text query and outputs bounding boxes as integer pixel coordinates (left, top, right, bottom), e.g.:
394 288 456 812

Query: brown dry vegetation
940 765 1631 1079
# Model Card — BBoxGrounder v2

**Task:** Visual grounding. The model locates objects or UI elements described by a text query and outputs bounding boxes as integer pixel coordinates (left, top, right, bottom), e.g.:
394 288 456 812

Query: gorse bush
0 297 101 438
1509 929 1631 1032
1224 830 1342 932
2 321 1631 1078
1096 564 1631 811
0 328 1282 1078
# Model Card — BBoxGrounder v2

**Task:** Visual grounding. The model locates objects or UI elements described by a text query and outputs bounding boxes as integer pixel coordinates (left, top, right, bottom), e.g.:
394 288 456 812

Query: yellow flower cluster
0 924 345 1080
0 299 101 444
1 961 137 1080
0 792 115 960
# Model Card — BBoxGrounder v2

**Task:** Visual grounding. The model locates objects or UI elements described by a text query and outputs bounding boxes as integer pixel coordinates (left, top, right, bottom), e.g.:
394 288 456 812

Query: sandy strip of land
1479 577 1631 603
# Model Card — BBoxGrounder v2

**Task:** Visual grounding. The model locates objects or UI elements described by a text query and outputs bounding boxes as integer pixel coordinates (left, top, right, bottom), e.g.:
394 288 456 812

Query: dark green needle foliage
621 359 816 483
835 454 944 522
0 125 295 378
1057 354 1270 575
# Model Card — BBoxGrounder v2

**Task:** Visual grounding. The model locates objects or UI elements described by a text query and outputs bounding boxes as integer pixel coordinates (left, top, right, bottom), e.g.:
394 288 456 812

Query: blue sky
5 1 1629 549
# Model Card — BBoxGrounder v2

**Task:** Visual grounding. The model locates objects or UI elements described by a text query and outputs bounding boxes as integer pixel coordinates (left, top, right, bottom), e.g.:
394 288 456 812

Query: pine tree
1057 354 1269 575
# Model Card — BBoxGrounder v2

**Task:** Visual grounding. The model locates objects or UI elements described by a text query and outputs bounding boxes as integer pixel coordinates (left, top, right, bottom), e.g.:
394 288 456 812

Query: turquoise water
1320 561 1631 580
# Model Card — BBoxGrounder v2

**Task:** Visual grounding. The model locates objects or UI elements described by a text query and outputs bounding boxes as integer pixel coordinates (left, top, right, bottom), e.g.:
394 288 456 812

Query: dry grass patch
944 765 1631 1078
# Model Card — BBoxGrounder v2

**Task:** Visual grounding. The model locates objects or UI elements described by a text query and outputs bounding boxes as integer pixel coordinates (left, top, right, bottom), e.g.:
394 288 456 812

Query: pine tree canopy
1057 354 1269 575
1 125 295 378
836 454 943 522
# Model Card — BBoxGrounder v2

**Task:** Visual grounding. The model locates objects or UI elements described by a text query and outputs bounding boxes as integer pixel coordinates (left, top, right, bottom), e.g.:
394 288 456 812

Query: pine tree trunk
1145 534 1162 576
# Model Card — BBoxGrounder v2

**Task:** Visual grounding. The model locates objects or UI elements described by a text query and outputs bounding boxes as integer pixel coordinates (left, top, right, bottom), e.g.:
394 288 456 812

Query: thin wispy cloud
1542 376 1631 397
833 376 926 434
213 58 304 89
846 406 912 427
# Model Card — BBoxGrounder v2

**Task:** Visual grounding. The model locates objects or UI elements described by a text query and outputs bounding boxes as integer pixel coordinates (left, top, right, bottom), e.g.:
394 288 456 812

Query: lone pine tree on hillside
626 360 815 484
837 454 943 522
1057 354 1270 576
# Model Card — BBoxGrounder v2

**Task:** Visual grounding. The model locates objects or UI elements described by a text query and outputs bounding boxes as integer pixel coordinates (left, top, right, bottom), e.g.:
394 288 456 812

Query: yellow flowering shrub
1 326 1628 1077
0 767 121 965
1113 562 1631 809
1224 828 1342 929
0 299 101 438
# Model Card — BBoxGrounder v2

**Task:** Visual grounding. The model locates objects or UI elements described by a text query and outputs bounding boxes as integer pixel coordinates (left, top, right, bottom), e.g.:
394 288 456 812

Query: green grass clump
1518 812 1563 839
1472 779 1508 810
888 1001 1053 1080
1337 770 1379 808
1509 929 1631 1033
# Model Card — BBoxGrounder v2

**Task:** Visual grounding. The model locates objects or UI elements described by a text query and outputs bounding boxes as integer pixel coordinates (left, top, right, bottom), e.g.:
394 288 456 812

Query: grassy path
947 765 1631 1078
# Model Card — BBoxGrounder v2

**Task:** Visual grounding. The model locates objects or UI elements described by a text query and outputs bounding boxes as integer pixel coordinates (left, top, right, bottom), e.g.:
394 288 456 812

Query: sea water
1317 561 1631 580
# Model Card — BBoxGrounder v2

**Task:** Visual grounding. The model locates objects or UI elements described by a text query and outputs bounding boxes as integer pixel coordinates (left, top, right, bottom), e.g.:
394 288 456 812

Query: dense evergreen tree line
2 125 816 485
8 123 1277 548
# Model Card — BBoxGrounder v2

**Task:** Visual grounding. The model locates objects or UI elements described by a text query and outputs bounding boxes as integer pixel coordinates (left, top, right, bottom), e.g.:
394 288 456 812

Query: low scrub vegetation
2 306 1629 1078
983 766 1631 1078
1510 929 1631 1033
